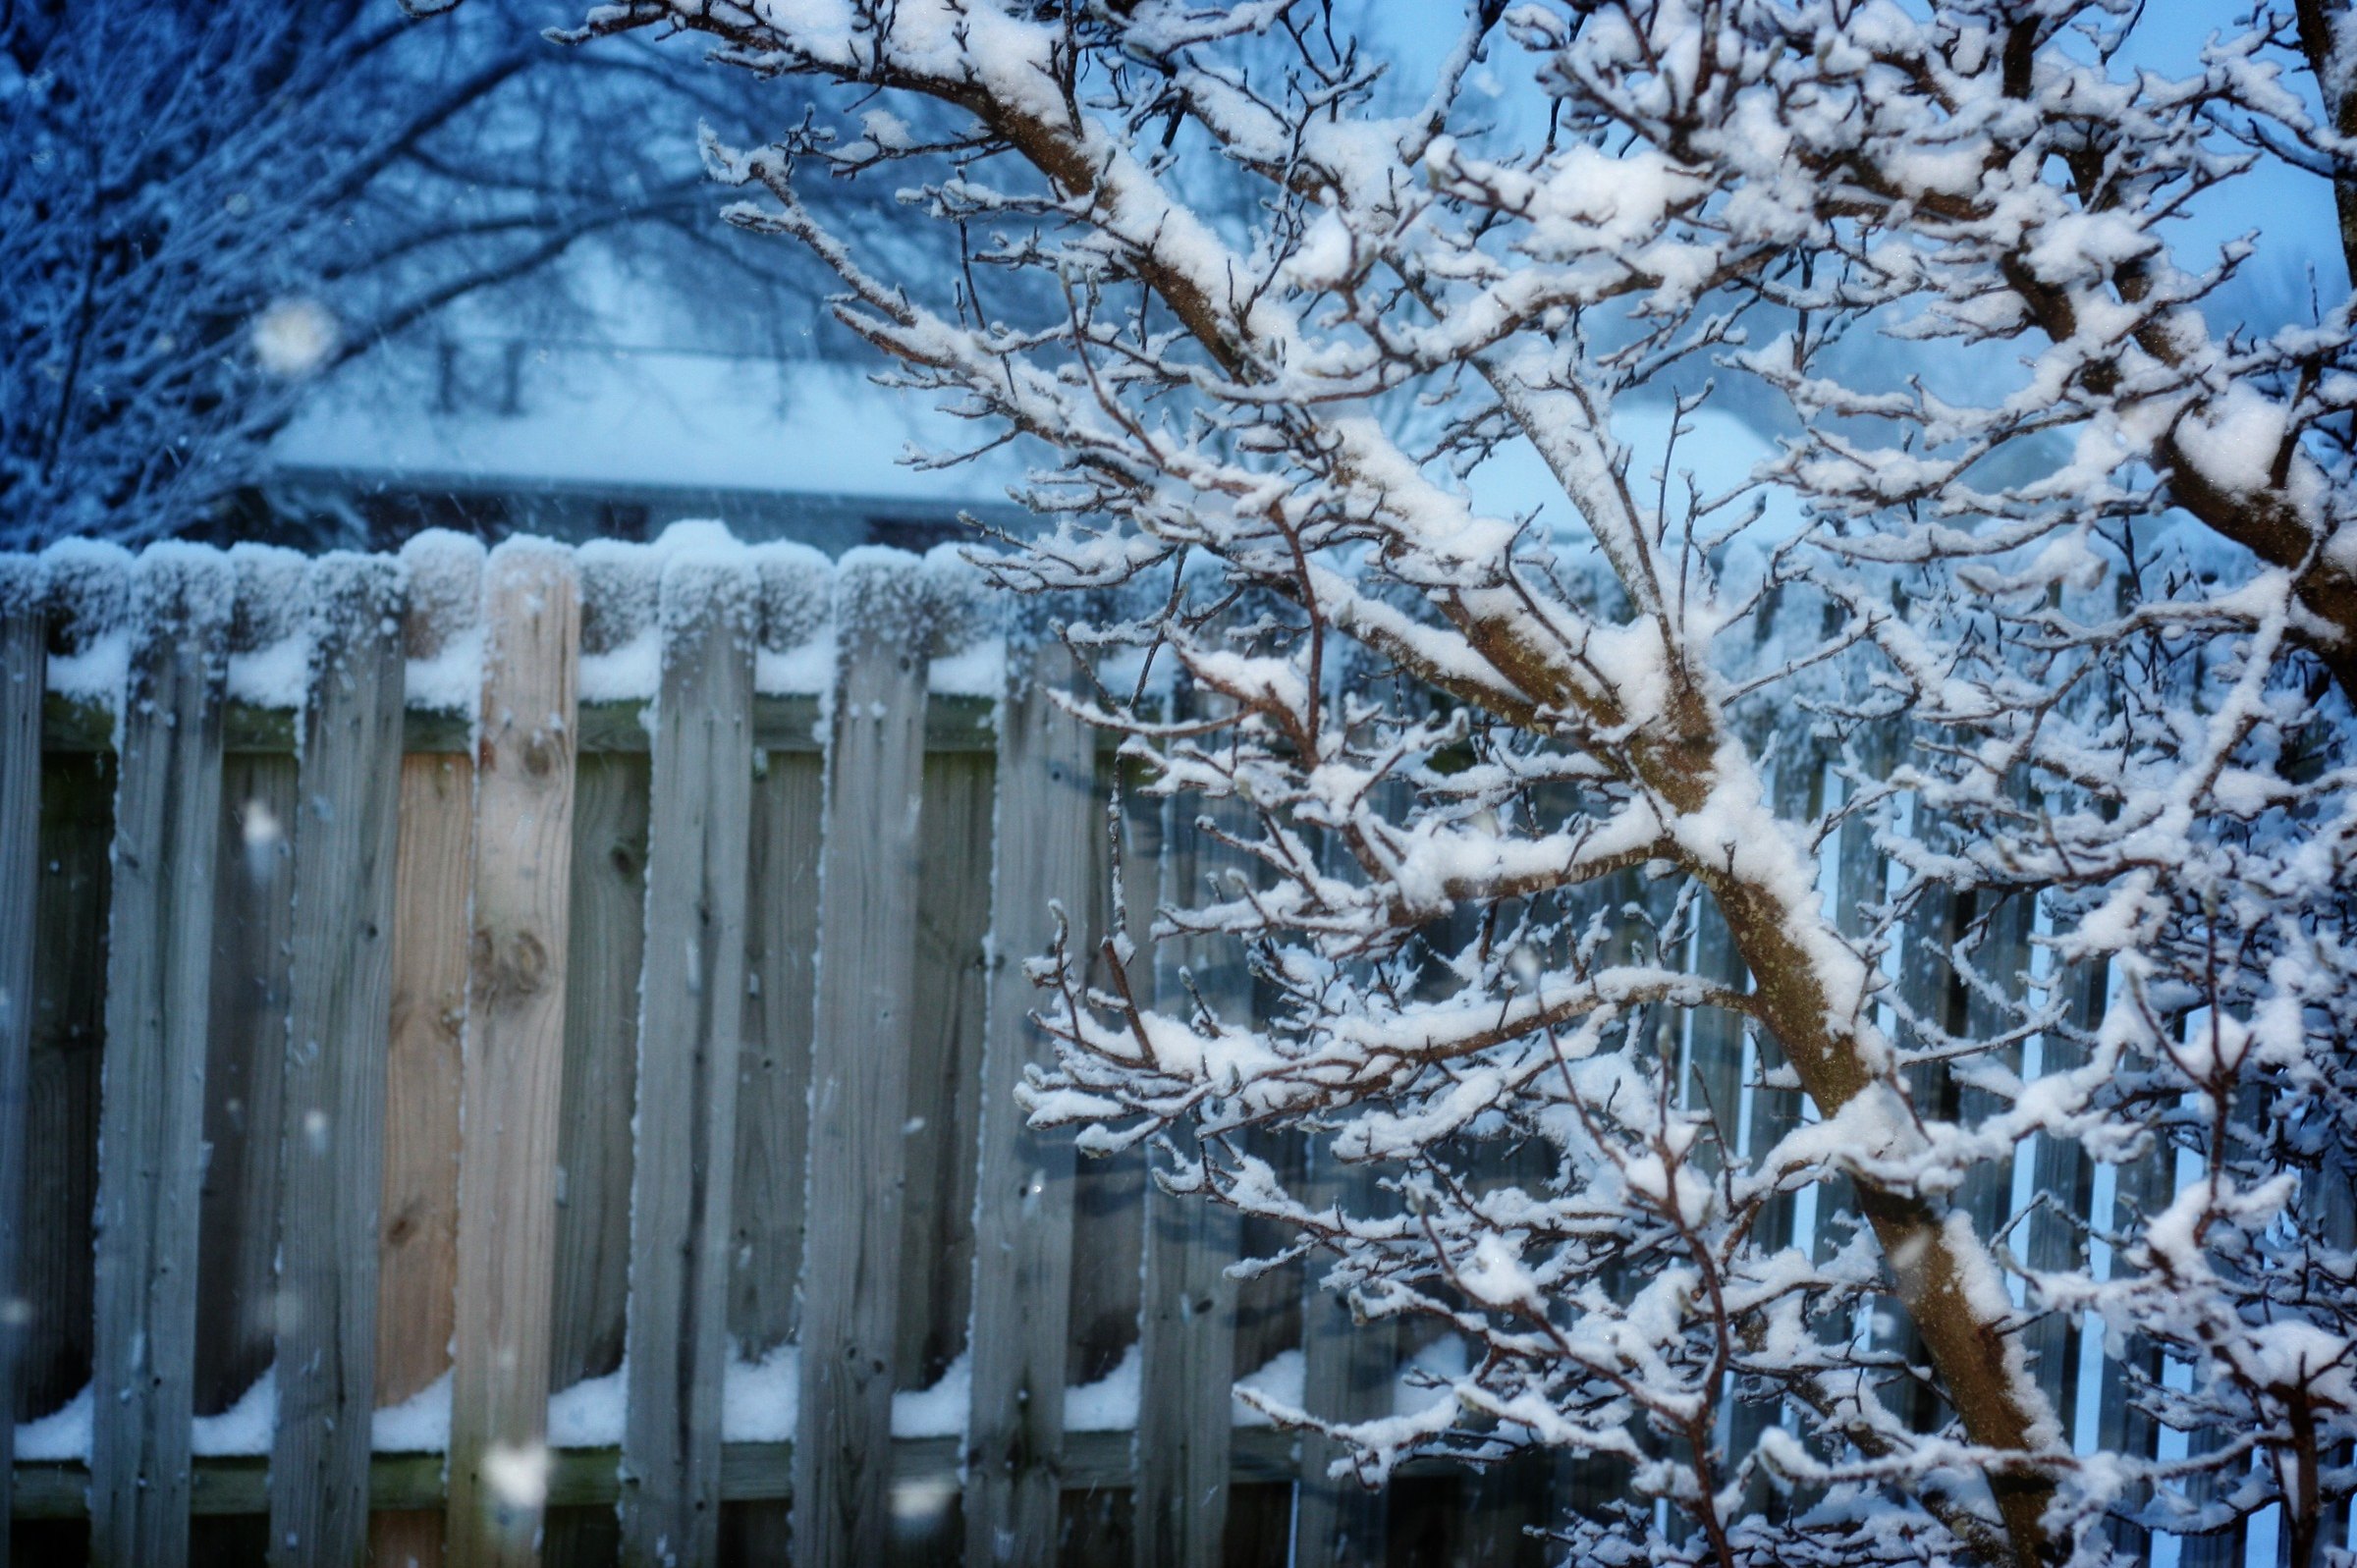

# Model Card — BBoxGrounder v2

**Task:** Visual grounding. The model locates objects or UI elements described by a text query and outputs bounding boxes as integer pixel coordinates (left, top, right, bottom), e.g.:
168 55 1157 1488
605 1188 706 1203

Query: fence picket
901 750 995 1407
88 546 235 1568
964 636 1094 1564
793 553 932 1568
193 748 295 1437
1135 719 1244 1568
619 556 756 1567
548 753 646 1397
446 544 580 1568
1291 1141 1393 1568
0 560 45 1568
733 751 821 1352
268 557 408 1567
369 539 483 1568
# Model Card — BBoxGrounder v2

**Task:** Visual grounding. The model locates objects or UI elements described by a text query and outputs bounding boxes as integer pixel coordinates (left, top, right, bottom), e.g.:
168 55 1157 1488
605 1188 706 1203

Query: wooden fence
0 531 1563 1568
6 532 2333 1568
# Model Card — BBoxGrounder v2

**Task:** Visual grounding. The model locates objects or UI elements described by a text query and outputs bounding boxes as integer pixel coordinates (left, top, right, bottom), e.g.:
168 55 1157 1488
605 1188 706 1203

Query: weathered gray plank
1066 766 1150 1395
793 553 932 1568
192 751 296 1423
2023 953 2101 1430
619 555 756 1567
0 559 45 1568
89 545 236 1568
964 637 1095 1565
1135 715 1245 1568
14 750 110 1426
1957 880 2033 1242
900 750 994 1389
447 543 580 1568
550 543 656 1412
268 557 408 1568
722 559 831 1568
1291 1140 1393 1568
548 754 647 1392
191 552 308 1425
731 751 822 1356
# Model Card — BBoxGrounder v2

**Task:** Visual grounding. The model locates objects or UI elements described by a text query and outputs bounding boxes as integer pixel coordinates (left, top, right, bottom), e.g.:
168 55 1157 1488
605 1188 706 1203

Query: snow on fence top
12 521 1010 724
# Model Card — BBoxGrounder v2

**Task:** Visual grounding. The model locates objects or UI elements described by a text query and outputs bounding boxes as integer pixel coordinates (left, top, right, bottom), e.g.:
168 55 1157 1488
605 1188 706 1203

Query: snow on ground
14 1337 1429 1460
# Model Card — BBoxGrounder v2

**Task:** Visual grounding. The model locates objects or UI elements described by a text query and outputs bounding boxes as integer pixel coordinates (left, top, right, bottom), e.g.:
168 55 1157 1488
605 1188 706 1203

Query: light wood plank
269 558 409 1567
793 554 931 1568
1135 712 1244 1568
964 638 1095 1565
446 544 580 1568
368 753 474 1568
89 546 236 1568
619 559 756 1566
0 560 45 1568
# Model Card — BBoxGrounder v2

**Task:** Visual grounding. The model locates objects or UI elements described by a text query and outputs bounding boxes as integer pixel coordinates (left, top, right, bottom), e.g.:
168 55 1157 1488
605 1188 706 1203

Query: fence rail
0 529 1512 1568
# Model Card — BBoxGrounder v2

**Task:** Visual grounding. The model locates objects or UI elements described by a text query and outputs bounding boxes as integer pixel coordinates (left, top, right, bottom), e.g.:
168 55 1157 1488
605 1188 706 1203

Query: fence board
964 639 1095 1565
731 752 822 1354
446 544 580 1568
2024 956 2101 1425
549 754 647 1394
371 752 476 1568
1291 1141 1393 1568
900 750 995 1388
0 563 44 1568
1067 768 1150 1392
619 559 756 1567
88 547 235 1568
14 752 110 1427
1135 737 1245 1568
793 555 931 1568
268 559 408 1567
193 751 296 1421
370 540 481 1568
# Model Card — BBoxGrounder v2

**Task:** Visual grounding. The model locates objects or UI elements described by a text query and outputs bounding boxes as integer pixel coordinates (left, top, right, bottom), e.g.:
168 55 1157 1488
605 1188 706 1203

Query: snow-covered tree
537 3 2356 1564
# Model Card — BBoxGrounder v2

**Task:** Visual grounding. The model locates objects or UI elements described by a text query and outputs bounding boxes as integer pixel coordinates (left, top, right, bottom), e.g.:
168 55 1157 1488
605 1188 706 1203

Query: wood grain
446 545 580 1568
731 752 822 1357
193 751 297 1419
367 756 475 1568
619 561 755 1567
963 639 1095 1565
0 562 45 1568
14 752 111 1424
793 556 931 1568
372 532 484 1507
898 750 993 1389
549 754 647 1392
89 548 235 1568
269 559 409 1567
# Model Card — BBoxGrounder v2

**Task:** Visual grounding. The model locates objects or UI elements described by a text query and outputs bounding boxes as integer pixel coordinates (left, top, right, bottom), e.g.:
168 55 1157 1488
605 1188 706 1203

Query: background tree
499 3 2357 1564
0 0 940 549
